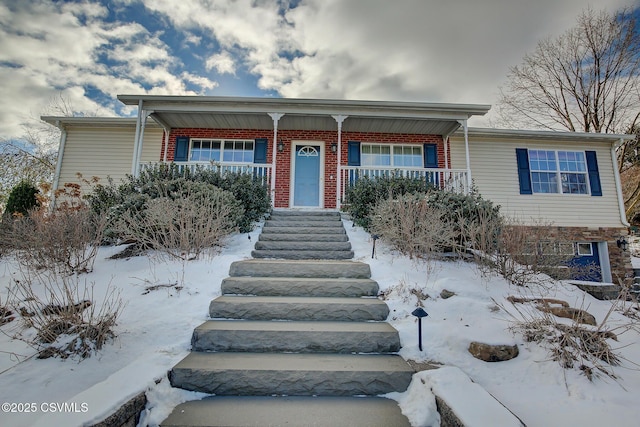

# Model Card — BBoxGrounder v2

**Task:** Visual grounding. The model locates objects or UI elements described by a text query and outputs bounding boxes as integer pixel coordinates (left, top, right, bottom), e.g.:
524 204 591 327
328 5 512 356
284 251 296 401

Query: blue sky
0 0 638 142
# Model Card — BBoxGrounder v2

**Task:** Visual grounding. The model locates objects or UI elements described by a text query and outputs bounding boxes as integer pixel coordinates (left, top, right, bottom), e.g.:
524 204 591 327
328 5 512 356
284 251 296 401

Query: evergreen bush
4 180 40 218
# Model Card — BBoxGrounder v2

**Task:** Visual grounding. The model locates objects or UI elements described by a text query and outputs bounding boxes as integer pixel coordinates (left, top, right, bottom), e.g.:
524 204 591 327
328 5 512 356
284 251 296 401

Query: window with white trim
361 144 422 167
190 139 254 163
529 150 589 194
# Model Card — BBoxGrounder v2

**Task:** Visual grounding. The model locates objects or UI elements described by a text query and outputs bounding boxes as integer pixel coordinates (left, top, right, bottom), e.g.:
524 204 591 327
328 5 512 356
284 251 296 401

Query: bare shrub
1 182 105 275
5 270 124 359
504 294 637 381
115 180 241 260
369 193 457 259
489 219 595 287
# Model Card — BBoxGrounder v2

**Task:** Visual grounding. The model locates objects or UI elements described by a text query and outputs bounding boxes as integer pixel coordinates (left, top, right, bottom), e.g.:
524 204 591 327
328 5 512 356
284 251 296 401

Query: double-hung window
361 144 422 167
190 139 254 163
528 150 589 195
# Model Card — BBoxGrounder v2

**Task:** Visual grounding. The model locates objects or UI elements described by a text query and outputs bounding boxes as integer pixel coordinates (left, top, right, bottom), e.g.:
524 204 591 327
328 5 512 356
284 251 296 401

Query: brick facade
164 128 445 209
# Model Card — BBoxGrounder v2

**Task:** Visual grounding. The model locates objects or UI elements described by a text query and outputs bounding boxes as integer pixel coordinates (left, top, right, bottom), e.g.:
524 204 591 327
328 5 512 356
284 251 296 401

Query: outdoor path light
371 234 379 258
411 307 429 351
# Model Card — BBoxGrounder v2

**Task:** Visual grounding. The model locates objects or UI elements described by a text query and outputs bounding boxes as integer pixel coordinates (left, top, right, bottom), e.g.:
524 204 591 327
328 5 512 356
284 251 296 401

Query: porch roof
117 95 490 136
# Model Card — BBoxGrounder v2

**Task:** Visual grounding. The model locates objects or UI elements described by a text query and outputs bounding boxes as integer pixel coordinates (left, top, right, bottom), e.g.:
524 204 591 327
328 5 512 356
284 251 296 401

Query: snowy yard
1 219 639 426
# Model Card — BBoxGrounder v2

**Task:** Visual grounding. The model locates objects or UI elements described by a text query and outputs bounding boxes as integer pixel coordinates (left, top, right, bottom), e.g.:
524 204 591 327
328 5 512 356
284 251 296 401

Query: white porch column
459 119 472 192
162 127 171 162
135 112 148 176
332 114 347 208
268 113 284 207
131 100 143 175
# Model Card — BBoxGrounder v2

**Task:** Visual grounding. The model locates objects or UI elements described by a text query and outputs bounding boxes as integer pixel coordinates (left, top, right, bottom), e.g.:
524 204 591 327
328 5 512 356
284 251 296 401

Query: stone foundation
519 225 633 285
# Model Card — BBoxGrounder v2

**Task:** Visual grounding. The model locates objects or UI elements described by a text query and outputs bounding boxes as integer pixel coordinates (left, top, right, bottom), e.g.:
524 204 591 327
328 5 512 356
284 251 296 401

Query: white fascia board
457 127 635 143
116 95 491 120
40 116 161 128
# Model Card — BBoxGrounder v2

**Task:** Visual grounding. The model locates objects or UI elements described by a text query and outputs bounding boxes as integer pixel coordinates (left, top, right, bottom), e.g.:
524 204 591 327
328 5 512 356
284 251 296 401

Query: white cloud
0 0 218 139
205 51 237 75
138 0 637 126
0 0 637 140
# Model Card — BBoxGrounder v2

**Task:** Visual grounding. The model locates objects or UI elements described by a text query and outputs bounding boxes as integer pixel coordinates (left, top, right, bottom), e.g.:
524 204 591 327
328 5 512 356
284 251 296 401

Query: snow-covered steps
208 295 389 321
229 259 370 278
221 276 379 297
254 211 353 259
169 352 413 396
191 320 401 353
161 396 410 427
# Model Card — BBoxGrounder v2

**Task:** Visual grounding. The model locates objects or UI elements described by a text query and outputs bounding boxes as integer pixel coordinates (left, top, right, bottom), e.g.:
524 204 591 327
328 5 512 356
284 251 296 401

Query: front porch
122 96 490 209
140 161 469 209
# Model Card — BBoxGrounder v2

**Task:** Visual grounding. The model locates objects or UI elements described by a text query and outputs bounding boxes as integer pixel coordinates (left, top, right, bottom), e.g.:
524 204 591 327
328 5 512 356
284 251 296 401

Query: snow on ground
0 219 638 427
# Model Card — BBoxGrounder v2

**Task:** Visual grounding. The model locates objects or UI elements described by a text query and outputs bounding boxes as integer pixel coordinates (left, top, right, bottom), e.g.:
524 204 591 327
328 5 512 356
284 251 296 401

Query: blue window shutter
516 148 532 195
254 138 268 164
423 144 438 168
348 141 361 166
585 151 602 196
174 136 189 162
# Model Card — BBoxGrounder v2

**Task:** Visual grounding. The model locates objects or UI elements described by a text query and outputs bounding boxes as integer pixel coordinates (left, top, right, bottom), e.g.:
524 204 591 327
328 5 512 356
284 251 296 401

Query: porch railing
340 166 469 203
139 161 273 187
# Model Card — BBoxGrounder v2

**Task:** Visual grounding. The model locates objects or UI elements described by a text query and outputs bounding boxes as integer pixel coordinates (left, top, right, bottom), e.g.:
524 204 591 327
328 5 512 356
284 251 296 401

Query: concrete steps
209 295 389 321
161 396 410 427
253 211 353 260
229 259 370 278
258 233 349 242
163 210 411 426
169 352 413 396
191 320 401 353
221 276 379 297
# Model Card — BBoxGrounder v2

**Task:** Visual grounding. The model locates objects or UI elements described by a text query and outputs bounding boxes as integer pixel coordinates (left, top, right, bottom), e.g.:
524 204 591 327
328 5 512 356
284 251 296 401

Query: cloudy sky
0 0 638 142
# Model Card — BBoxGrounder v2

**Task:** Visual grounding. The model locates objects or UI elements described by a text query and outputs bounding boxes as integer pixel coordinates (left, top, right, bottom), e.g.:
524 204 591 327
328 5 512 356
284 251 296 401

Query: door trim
290 141 325 208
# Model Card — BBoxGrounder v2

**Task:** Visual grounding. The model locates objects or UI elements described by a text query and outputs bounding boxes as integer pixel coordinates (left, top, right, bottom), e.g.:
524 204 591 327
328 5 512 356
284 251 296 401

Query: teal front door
293 145 321 207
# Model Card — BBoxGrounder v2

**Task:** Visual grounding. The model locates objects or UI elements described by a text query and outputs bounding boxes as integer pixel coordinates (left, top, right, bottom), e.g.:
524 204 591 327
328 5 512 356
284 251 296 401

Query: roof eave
117 95 491 120
456 127 635 143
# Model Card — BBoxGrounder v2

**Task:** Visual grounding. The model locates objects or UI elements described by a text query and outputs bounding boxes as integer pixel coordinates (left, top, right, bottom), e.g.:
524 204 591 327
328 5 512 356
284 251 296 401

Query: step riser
254 242 352 251
169 368 412 396
270 211 341 217
264 220 343 228
209 300 389 321
252 250 354 260
221 278 379 297
229 260 371 278
261 227 346 235
258 234 349 242
191 330 401 353
162 397 411 427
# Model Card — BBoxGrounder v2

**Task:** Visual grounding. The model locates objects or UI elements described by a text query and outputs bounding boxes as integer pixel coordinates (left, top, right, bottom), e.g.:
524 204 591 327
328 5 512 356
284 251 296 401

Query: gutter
612 140 631 227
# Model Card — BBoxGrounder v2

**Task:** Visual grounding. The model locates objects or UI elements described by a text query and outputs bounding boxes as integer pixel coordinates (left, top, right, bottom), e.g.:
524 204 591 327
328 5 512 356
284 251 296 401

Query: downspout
459 119 472 192
612 139 631 227
131 100 143 175
332 115 347 209
51 120 67 210
268 113 284 208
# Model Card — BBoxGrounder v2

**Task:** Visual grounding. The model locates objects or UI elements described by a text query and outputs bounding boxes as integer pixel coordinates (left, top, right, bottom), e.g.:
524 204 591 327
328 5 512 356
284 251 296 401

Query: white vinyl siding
57 125 163 190
449 136 624 227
